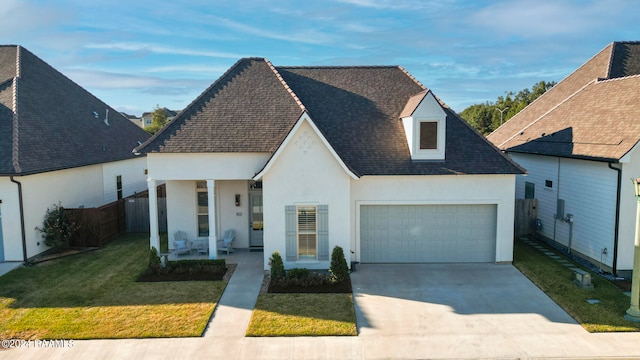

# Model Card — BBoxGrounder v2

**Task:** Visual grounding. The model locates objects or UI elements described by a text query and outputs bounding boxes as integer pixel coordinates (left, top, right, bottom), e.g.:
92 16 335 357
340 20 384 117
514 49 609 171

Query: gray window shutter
285 205 297 261
317 205 329 261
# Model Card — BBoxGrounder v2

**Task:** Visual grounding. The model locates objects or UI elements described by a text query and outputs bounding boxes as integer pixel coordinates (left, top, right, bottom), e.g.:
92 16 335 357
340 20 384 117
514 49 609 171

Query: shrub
149 247 161 272
330 246 350 283
35 202 78 253
287 268 309 279
269 251 285 282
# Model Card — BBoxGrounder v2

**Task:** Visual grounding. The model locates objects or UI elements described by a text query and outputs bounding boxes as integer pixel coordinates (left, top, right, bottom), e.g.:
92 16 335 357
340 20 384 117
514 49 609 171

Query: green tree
460 81 556 135
145 105 169 135
269 251 285 283
329 246 350 283
35 202 78 253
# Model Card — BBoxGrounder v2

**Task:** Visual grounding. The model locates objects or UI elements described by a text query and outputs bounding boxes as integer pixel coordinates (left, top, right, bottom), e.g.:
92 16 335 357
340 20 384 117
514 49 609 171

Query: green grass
514 238 640 332
0 233 226 339
246 293 357 336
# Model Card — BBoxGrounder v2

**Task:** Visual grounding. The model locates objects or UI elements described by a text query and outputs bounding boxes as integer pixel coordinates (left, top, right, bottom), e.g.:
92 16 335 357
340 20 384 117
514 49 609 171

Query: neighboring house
487 41 640 276
121 112 143 128
137 57 524 270
140 108 178 129
0 45 151 263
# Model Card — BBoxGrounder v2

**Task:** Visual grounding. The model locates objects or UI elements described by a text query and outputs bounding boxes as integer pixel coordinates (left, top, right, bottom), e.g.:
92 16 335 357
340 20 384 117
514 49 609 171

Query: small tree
269 251 285 282
35 202 77 253
145 105 169 135
149 246 161 271
330 246 350 283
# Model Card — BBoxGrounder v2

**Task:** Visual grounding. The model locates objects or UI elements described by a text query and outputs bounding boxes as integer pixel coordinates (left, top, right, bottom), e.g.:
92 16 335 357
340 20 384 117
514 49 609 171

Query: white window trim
413 118 445 160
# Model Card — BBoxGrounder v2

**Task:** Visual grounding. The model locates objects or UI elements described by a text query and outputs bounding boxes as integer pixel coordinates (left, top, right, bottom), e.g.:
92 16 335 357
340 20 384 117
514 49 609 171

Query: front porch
147 178 264 261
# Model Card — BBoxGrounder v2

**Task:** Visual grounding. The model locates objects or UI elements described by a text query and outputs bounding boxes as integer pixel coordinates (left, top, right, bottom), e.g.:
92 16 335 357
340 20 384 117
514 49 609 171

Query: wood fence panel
125 197 167 233
514 199 537 237
68 199 124 247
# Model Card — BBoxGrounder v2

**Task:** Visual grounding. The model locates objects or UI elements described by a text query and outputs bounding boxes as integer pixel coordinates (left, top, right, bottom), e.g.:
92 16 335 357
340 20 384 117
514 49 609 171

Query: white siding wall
217 180 250 249
0 158 148 262
262 120 351 270
166 181 199 247
0 178 22 261
511 153 618 268
0 165 104 261
619 145 640 271
148 153 269 181
351 174 516 263
102 157 148 202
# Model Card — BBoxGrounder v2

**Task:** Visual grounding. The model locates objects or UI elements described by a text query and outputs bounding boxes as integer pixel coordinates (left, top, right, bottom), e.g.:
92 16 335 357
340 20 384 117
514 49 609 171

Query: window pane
525 182 535 199
196 181 207 189
298 234 317 259
297 206 317 259
419 122 438 149
198 215 209 237
197 192 208 213
298 207 316 232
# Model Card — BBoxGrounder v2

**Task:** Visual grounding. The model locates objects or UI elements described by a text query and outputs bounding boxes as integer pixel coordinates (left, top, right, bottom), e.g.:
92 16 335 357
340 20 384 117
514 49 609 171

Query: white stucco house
137 58 524 270
0 45 151 263
488 41 640 276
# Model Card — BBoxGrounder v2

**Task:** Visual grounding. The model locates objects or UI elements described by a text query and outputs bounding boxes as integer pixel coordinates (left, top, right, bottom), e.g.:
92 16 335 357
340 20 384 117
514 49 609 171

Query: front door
249 190 264 247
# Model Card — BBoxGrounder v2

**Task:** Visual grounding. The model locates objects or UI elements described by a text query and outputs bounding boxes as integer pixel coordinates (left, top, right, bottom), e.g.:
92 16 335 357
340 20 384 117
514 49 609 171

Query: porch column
207 179 218 259
148 178 160 252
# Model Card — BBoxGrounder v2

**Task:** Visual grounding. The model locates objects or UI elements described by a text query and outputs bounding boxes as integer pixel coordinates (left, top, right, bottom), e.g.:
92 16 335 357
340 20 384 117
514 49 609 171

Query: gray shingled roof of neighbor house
0 45 151 176
139 57 524 177
488 41 640 162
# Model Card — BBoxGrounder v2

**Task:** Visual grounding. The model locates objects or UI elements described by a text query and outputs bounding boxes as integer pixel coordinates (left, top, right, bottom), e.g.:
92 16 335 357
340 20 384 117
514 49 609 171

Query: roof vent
92 111 99 119
104 109 109 126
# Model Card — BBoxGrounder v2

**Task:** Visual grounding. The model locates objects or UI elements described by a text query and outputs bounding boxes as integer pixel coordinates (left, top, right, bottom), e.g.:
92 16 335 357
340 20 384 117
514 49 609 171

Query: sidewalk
5 254 640 359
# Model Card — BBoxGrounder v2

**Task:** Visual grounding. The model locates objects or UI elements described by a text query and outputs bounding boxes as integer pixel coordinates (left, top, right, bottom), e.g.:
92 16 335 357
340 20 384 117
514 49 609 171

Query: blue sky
3 0 638 115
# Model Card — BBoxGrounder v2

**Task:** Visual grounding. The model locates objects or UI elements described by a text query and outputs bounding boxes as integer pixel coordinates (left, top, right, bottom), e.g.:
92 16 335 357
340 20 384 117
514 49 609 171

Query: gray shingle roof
0 45 151 176
139 58 523 176
488 41 640 162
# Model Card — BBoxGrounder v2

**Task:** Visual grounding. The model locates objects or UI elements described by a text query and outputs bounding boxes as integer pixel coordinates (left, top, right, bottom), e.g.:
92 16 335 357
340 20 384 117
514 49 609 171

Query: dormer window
419 121 438 150
401 91 446 160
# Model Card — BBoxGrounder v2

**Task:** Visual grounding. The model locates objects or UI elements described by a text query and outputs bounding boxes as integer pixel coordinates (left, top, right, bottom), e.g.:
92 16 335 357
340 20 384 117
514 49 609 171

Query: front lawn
514 238 640 332
246 293 357 336
0 233 226 339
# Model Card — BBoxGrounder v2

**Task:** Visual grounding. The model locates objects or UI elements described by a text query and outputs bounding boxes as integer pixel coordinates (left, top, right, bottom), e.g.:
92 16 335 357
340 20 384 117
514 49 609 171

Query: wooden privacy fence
514 198 537 237
67 200 125 247
125 197 167 233
66 184 167 247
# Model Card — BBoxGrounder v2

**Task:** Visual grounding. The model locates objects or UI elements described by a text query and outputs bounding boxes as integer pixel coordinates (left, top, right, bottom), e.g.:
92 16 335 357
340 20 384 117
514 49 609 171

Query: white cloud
63 68 210 91
468 0 627 38
210 16 337 45
143 64 230 74
85 42 244 59
334 0 437 10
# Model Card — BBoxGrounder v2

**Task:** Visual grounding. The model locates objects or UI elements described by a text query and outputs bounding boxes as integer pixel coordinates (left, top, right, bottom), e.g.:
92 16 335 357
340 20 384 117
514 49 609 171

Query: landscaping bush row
138 247 227 282
268 246 352 293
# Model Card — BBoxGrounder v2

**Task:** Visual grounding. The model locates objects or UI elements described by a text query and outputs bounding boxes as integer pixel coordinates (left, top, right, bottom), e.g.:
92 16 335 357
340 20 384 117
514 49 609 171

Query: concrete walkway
5 253 640 359
0 261 22 278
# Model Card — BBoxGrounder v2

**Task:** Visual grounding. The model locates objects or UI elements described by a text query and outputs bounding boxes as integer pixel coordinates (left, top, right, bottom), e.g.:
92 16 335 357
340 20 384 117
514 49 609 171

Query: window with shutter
285 204 329 261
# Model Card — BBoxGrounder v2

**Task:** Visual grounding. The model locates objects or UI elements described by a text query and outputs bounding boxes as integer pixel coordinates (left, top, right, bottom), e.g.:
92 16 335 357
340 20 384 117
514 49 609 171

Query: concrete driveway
352 264 600 358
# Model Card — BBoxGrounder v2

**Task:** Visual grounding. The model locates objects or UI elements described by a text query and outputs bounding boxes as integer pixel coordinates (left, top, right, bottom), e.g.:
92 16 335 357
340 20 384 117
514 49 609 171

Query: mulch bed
612 279 632 292
136 264 236 282
264 275 352 294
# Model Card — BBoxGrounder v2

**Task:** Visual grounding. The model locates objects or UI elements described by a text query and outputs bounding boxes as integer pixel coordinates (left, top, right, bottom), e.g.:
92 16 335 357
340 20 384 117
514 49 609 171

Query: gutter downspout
9 176 27 263
608 162 622 277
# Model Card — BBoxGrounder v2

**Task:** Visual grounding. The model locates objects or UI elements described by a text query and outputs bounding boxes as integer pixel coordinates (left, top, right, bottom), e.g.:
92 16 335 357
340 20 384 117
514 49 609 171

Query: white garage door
360 204 497 263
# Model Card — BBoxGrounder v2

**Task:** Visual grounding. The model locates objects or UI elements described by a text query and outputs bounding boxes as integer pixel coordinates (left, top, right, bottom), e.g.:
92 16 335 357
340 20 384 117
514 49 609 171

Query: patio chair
217 229 235 255
173 231 192 256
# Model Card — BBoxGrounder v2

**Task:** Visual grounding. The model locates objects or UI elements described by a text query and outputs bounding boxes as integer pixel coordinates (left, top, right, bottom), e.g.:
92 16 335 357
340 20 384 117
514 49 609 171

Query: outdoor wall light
235 194 240 207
